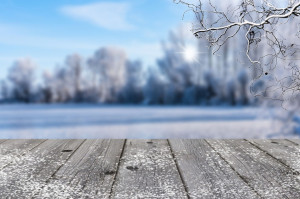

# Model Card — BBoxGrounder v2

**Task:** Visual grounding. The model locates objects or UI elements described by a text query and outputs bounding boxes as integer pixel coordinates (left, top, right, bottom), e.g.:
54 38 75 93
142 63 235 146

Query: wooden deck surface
0 139 300 198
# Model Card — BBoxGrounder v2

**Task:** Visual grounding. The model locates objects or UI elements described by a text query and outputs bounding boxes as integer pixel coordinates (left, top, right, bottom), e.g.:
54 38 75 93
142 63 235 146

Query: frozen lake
0 104 278 138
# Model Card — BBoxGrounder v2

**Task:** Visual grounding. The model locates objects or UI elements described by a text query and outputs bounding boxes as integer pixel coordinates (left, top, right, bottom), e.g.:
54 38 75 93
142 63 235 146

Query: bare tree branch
175 0 300 103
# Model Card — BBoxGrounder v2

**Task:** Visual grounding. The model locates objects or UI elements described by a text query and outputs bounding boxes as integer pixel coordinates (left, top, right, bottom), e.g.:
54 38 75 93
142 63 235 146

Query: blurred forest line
0 27 268 106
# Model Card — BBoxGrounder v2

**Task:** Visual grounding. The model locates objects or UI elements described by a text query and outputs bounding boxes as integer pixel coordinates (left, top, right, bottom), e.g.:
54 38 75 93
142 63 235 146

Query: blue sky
0 0 194 80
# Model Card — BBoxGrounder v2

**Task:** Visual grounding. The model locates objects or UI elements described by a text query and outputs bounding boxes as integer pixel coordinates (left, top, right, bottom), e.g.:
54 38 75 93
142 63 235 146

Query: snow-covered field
0 104 288 139
0 105 292 138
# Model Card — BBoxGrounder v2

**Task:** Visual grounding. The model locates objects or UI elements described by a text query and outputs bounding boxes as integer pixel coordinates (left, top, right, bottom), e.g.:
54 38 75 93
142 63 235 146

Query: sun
182 45 198 62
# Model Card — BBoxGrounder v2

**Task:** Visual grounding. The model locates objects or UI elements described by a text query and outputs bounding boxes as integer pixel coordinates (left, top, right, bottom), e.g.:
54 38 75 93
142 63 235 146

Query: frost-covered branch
176 0 300 103
192 2 300 34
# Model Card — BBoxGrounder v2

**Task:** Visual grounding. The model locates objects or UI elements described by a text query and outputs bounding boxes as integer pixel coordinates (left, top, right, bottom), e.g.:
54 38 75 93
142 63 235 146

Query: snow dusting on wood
0 139 299 198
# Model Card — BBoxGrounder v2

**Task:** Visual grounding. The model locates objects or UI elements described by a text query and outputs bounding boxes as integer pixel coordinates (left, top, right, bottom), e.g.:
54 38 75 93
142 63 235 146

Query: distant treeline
0 29 266 106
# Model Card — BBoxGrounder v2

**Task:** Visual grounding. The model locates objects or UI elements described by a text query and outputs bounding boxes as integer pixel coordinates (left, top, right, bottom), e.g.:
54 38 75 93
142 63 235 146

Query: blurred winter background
0 0 299 138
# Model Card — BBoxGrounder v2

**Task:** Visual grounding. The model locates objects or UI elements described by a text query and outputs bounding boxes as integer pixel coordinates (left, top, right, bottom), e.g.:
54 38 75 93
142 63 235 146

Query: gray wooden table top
0 139 300 198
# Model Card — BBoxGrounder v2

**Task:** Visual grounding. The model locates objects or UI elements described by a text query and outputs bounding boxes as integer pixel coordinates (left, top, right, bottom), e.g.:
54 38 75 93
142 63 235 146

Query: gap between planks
204 139 263 198
45 139 87 184
167 139 191 199
0 139 299 199
108 139 127 199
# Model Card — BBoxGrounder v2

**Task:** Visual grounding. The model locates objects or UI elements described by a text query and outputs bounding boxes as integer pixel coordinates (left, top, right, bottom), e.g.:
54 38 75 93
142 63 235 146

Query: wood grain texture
248 139 300 173
288 139 300 146
0 139 7 144
111 139 188 199
0 139 84 198
36 139 125 198
207 139 300 199
169 139 259 198
0 139 299 199
0 139 46 169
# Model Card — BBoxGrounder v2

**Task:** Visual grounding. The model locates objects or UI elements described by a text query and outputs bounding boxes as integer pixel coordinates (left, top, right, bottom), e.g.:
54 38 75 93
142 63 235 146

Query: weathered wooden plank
0 139 84 198
288 139 300 146
169 139 259 198
0 139 7 144
248 139 300 173
35 139 125 198
0 139 46 169
207 139 300 199
111 139 188 199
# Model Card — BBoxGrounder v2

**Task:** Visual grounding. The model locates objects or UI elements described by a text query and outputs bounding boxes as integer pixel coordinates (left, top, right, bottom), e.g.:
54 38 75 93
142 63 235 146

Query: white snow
0 104 293 138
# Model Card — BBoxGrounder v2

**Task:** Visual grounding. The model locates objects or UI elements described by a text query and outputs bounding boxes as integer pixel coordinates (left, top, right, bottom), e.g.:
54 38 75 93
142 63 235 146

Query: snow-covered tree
65 54 84 102
0 80 9 102
120 60 144 103
40 71 54 103
143 67 165 104
176 0 300 135
157 31 195 104
176 0 300 100
8 58 36 103
52 67 72 102
87 47 127 102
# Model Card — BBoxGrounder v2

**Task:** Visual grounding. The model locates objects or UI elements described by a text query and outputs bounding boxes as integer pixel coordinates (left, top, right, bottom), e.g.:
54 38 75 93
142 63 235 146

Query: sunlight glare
183 45 198 62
